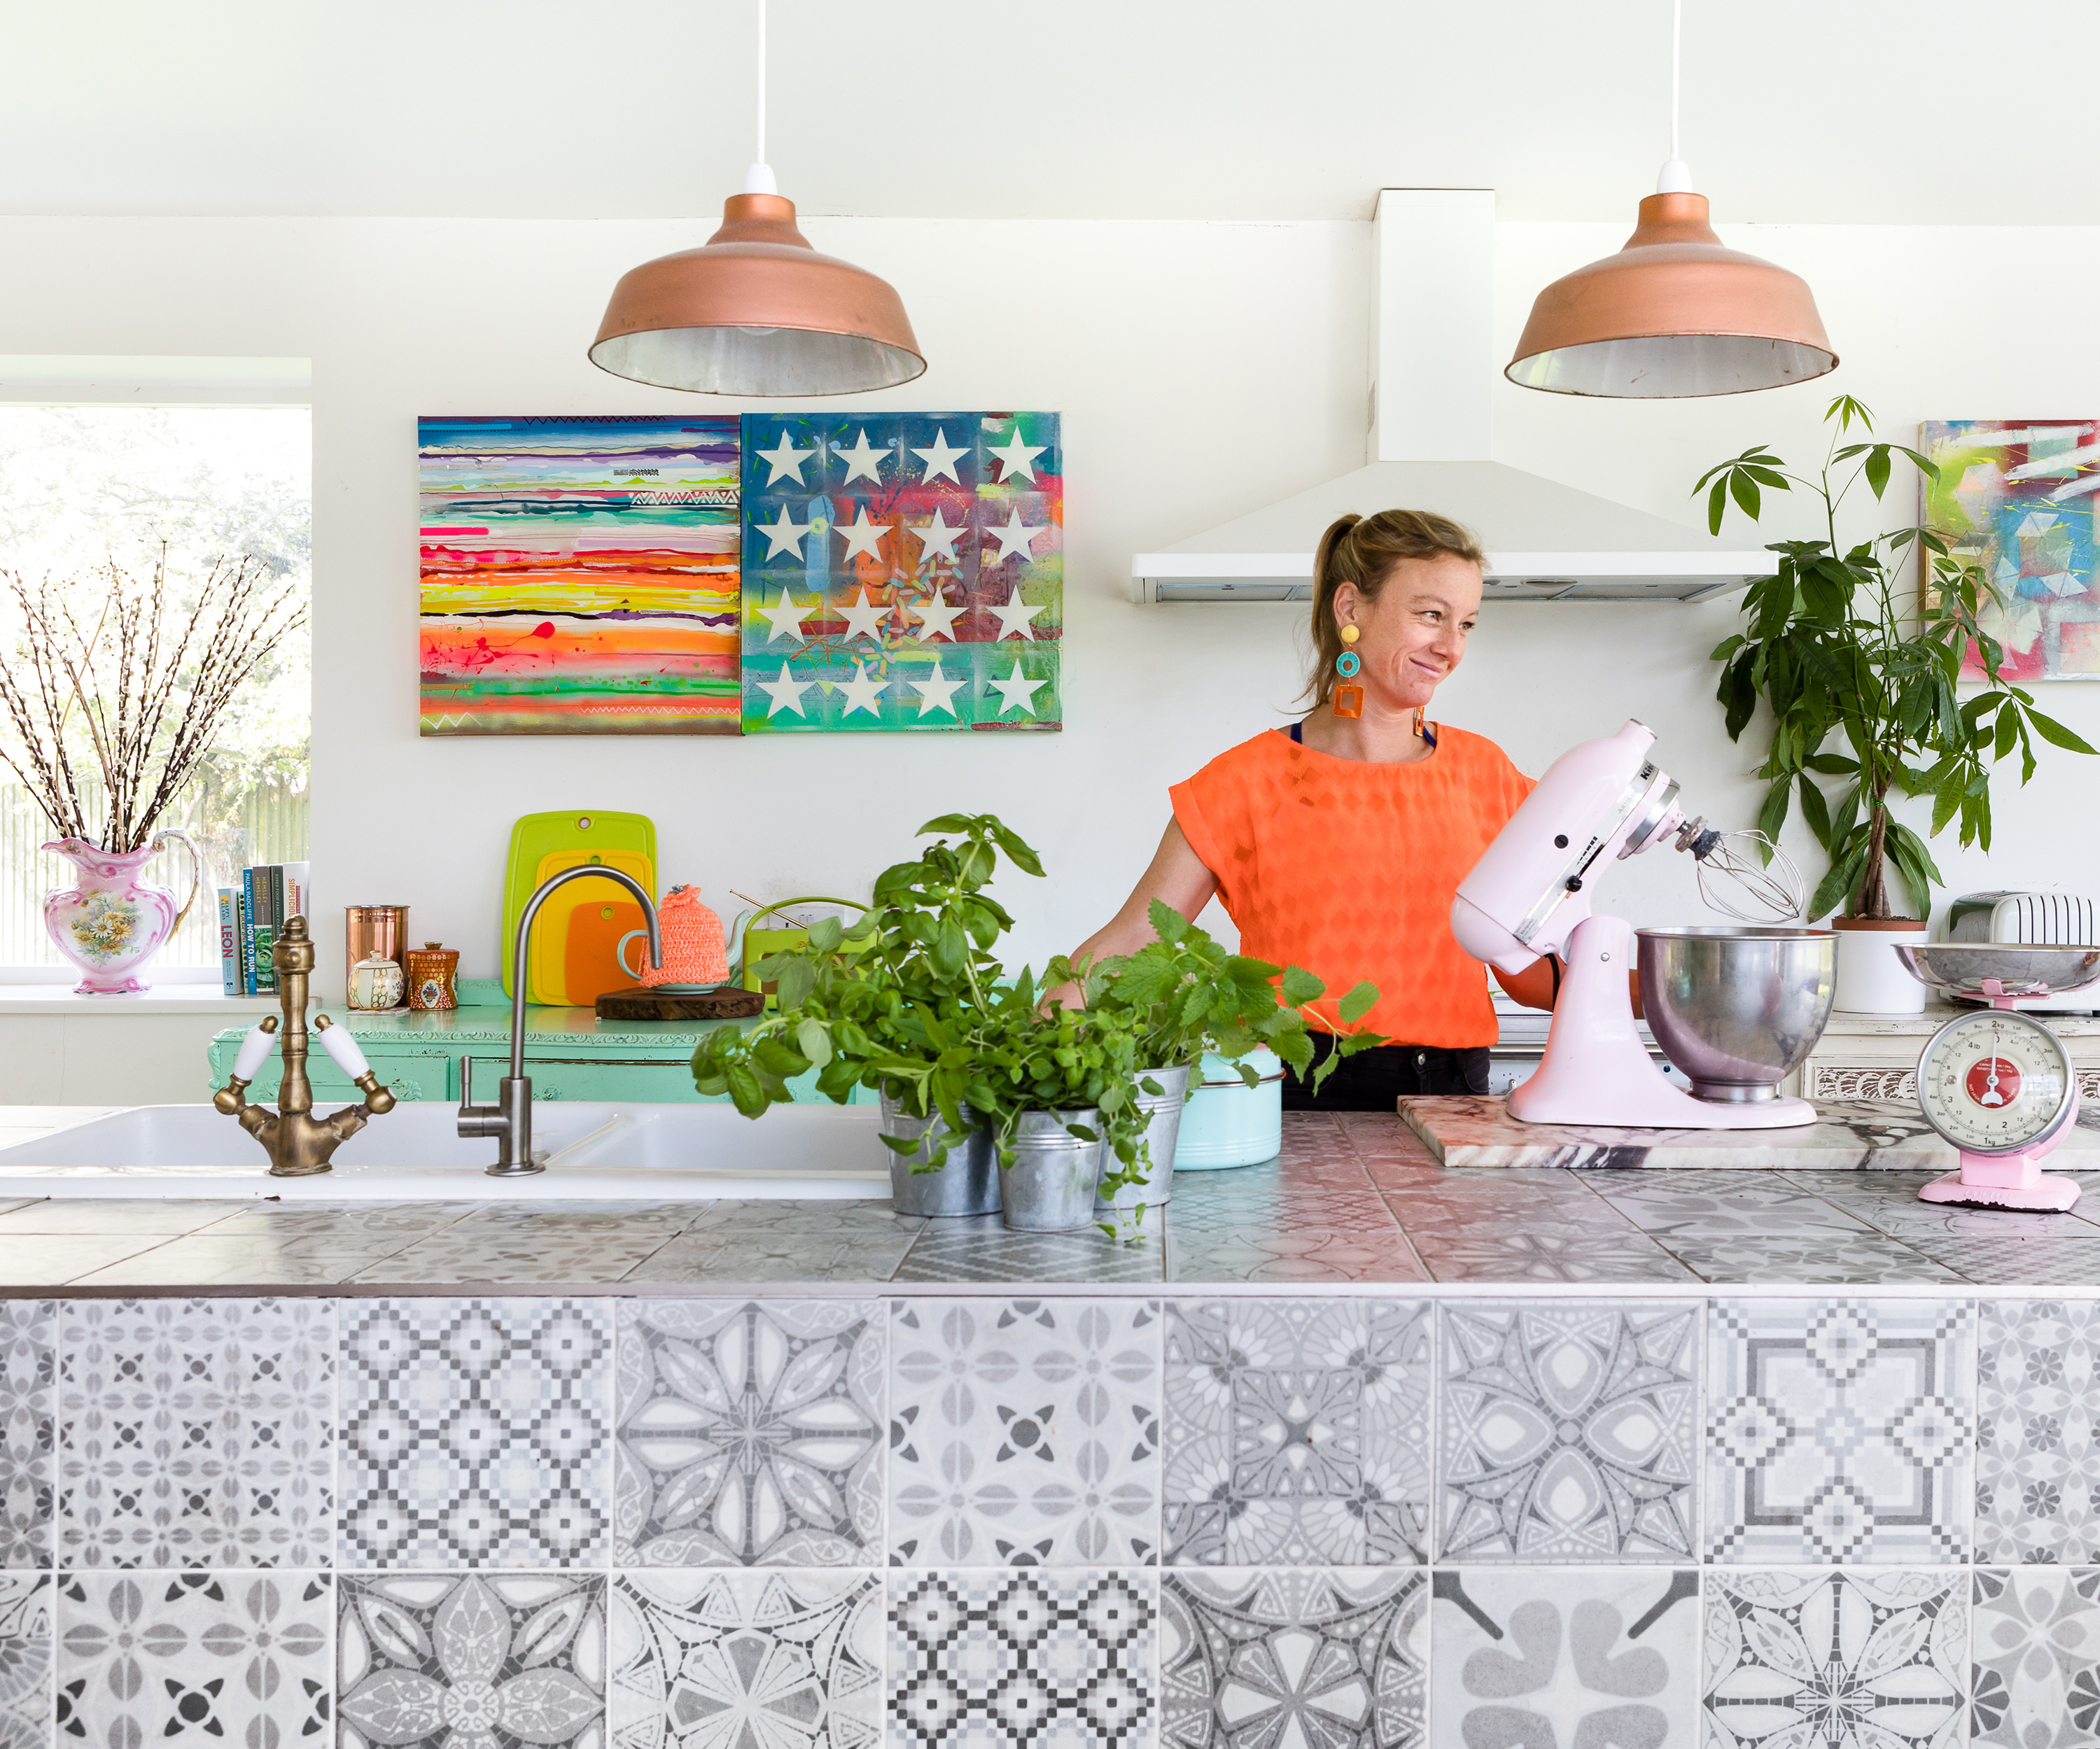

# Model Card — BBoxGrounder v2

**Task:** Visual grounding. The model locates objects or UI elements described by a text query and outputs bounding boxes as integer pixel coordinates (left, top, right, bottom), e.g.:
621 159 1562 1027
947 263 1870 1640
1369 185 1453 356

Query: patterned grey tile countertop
8 1111 2100 1288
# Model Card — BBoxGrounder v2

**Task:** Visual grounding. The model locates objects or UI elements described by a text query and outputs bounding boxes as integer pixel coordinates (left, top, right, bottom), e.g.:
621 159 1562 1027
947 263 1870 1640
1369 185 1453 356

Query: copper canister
405 941 460 1012
344 906 409 1009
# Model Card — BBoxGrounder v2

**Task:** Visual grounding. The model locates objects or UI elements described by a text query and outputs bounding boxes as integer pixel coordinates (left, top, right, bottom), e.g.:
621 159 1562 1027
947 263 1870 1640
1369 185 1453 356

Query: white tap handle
233 1020 276 1082
314 1017 372 1080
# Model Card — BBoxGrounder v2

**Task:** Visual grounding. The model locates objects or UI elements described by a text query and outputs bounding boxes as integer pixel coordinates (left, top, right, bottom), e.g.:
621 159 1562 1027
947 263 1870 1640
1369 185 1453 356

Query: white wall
0 212 2095 1020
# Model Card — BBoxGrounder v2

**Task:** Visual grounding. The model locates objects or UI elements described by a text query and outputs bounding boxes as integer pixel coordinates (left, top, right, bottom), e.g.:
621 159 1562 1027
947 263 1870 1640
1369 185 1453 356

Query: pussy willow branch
0 550 305 852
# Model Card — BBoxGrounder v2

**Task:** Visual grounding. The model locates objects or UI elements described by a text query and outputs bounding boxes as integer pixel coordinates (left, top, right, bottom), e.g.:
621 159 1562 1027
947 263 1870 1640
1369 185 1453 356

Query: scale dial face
1917 1008 2075 1153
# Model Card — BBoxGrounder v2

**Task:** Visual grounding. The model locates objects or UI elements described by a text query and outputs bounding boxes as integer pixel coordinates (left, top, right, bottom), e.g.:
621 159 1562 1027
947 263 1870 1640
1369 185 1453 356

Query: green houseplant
1696 398 2094 940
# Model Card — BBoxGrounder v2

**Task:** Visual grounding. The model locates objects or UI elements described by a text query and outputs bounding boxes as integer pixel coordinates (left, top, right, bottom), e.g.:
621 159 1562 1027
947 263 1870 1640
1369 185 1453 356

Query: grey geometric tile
891 1222 1163 1285
193 1203 477 1240
1662 1231 1963 1285
1407 1230 1699 1284
444 1202 710 1235
1430 1566 1700 1748
888 1298 1161 1567
339 1573 606 1749
55 1571 332 1748
674 1202 924 1237
1583 1178 1875 1235
1383 1188 1636 1235
610 1570 881 1749
67 1238 398 1287
1971 1568 2100 1748
0 1200 248 1234
1819 1194 2100 1242
622 1234 918 1284
1166 1230 1429 1285
1161 1569 1424 1749
339 1298 614 1568
59 1297 335 1568
0 1302 52 1569
0 1574 48 1747
0 1237 172 1286
1163 1188 1401 1232
1162 1300 1429 1567
1702 1568 1966 1746
1930 1237 2100 1286
890 1568 1155 1748
613 1300 883 1566
1440 1301 1698 1563
348 1232 673 1284
1707 1298 1974 1564
1978 1299 2100 1564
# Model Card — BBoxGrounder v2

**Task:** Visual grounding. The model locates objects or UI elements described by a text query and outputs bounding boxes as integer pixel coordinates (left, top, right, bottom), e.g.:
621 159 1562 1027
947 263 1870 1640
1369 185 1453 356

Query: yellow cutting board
525 847 654 1005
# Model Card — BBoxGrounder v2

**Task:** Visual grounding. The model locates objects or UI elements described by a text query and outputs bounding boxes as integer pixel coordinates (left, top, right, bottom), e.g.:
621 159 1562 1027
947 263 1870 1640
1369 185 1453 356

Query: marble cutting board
1398 1094 2100 1170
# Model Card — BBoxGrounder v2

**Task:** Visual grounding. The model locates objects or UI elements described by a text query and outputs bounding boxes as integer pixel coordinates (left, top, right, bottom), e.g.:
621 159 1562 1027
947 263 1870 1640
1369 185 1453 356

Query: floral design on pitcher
64 890 139 963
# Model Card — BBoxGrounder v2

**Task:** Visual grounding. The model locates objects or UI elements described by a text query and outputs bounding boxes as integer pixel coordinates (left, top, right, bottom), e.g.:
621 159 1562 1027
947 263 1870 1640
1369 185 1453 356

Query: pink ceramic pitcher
42 831 201 995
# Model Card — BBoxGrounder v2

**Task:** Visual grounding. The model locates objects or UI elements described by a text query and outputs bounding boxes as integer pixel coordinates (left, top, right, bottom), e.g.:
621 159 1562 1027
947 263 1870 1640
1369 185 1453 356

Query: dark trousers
1281 1036 1492 1112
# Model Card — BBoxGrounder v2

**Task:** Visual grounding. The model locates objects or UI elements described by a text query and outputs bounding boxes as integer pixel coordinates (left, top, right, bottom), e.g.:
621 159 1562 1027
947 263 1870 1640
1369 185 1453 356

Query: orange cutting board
524 846 654 1005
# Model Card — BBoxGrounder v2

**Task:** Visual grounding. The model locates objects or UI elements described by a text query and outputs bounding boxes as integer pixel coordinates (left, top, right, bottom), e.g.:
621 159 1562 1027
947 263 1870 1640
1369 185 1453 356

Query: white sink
0 1102 891 1200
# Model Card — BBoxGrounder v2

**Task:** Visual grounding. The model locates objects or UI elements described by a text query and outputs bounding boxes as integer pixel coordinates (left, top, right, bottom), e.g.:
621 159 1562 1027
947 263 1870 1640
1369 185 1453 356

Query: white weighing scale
1897 943 2100 1211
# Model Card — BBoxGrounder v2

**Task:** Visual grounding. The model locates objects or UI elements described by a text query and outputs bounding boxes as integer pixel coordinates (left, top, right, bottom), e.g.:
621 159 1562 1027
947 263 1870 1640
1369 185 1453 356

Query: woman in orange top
1066 508 1556 1110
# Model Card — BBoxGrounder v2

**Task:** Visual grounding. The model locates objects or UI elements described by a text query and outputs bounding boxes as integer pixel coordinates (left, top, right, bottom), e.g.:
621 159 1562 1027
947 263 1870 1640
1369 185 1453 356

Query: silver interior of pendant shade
1507 334 1838 399
589 326 927 397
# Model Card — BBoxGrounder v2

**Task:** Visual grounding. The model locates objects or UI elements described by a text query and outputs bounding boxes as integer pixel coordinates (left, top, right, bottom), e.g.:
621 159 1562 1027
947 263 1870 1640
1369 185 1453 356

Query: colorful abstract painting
419 416 742 734
1922 419 2100 681
738 412 1061 732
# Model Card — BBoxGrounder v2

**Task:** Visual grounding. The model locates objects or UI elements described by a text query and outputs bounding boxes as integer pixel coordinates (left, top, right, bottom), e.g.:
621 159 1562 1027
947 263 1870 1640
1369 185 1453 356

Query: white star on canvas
986 510 1042 563
911 589 967 642
838 587 889 642
755 504 811 560
988 660 1048 717
834 507 893 563
836 659 887 717
834 428 890 484
758 663 812 717
756 430 816 486
986 425 1046 483
756 589 815 643
911 661 964 717
911 427 967 484
988 588 1045 640
909 507 965 566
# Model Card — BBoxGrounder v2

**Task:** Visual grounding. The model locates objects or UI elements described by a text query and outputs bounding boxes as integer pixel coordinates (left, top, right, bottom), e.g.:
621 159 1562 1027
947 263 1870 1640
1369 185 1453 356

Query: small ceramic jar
347 952 405 1011
405 941 459 1011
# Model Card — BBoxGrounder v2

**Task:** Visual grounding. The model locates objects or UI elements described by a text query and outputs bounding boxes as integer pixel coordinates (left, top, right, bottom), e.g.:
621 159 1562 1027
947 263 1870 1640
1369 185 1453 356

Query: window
0 388 310 976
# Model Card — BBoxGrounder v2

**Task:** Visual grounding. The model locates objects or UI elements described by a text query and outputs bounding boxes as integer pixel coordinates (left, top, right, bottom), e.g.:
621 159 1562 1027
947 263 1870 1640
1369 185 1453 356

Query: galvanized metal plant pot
878 1092 999 1218
1096 1064 1191 1214
1000 1107 1105 1232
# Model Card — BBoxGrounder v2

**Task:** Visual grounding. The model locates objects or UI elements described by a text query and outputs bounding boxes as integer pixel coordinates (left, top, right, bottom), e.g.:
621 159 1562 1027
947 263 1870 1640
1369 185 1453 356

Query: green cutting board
500 810 658 1003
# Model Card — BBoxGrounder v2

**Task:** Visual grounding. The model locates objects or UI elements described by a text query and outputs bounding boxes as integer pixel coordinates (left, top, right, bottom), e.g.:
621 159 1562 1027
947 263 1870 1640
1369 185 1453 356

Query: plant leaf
1336 981 1378 1025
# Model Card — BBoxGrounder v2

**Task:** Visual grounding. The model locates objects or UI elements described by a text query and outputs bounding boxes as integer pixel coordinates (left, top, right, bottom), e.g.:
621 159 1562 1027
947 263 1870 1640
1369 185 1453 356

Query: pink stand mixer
1453 719 1827 1130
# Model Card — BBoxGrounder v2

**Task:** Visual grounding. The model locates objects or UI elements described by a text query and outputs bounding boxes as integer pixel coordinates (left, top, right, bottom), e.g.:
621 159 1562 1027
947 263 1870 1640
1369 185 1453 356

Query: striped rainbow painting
419 416 741 735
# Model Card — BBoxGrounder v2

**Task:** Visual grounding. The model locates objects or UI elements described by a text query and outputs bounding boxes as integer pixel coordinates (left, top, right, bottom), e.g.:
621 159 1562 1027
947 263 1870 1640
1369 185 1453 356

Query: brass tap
213 914 396 1176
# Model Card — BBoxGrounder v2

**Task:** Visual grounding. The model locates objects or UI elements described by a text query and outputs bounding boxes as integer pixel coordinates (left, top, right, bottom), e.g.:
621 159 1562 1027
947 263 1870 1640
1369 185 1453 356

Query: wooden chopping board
596 984 764 1021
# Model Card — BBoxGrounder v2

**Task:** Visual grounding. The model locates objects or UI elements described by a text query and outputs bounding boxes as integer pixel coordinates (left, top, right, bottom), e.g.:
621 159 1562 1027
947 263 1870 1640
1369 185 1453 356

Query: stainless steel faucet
459 864 661 1176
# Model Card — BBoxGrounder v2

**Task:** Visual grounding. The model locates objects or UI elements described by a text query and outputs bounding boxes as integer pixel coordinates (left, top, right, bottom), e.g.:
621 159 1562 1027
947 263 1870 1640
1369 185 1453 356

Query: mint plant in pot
1698 398 2096 1013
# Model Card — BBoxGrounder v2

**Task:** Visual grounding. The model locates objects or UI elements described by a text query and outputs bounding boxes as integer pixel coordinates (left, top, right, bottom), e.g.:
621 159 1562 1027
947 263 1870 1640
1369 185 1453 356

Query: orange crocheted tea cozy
643 885 730 987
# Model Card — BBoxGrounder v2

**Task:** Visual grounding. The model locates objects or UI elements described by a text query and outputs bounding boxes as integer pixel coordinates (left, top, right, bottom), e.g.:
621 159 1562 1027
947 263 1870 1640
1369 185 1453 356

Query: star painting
738 412 1063 733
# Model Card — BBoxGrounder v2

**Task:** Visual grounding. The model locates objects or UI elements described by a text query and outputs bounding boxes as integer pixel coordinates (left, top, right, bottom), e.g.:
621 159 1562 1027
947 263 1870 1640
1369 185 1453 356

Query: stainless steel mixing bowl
1636 926 1838 1102
1893 942 2100 1001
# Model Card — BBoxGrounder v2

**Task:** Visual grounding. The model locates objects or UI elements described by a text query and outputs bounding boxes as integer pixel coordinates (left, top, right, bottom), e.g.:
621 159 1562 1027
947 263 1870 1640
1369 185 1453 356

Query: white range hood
1130 189 1778 605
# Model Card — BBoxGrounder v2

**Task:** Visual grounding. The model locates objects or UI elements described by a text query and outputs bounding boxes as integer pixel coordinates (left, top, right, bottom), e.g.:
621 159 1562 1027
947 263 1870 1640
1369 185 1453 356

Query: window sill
0 988 280 1017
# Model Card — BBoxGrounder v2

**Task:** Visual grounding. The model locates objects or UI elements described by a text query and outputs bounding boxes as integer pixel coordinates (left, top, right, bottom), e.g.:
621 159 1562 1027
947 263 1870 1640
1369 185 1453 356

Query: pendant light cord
1656 0 1691 192
756 0 766 169
1670 0 1681 162
744 0 777 194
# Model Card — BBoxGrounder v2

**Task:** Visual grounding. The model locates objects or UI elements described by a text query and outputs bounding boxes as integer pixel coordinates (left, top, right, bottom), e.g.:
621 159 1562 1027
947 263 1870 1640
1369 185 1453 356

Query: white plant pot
1831 922 1930 1015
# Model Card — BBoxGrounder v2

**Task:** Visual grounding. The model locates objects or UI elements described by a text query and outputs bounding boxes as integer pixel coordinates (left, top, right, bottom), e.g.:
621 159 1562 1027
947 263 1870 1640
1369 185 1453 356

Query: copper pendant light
589 2 925 396
1506 0 1835 399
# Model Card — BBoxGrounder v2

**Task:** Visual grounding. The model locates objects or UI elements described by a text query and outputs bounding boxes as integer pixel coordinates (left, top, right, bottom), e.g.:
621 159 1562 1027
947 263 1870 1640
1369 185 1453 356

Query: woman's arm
1492 953 1644 1018
1053 819 1219 1006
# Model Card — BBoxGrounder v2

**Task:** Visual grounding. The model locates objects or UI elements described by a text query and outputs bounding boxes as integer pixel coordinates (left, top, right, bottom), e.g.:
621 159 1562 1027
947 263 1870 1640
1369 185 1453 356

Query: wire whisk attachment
1672 818 1806 924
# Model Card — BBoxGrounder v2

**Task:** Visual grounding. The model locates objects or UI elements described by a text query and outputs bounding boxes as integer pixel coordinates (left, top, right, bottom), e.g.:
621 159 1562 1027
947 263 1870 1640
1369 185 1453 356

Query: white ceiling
4 0 2086 225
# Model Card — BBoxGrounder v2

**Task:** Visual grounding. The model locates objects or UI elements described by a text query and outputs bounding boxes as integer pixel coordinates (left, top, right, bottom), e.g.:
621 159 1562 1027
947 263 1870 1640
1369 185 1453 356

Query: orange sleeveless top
1170 724 1535 1048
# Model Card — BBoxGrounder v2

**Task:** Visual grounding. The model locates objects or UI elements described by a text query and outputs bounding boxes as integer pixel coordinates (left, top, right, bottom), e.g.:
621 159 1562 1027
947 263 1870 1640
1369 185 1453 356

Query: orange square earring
1333 624 1364 719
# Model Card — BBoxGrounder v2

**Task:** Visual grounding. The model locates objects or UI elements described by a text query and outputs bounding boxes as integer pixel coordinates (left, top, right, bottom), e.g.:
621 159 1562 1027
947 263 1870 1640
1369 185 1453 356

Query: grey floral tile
0 1237 170 1286
1163 1188 1399 1231
0 1201 248 1234
0 1302 52 1569
59 1296 335 1568
349 1233 673 1284
1978 1299 2100 1563
890 1568 1155 1749
889 1298 1160 1567
340 1298 614 1568
671 1202 923 1239
1707 1298 1974 1564
1585 1179 1876 1235
1972 1568 2100 1748
1166 1230 1428 1285
1407 1230 1698 1284
1662 1232 1962 1285
610 1570 880 1749
1161 1569 1424 1749
56 1571 332 1748
1441 1301 1698 1563
623 1235 919 1284
1432 1566 1700 1748
1930 1237 2100 1285
1162 1300 1430 1566
340 1574 604 1749
193 1203 476 1240
613 1300 883 1566
0 1574 49 1748
69 1239 398 1287
1702 1569 1965 1747
890 1223 1163 1285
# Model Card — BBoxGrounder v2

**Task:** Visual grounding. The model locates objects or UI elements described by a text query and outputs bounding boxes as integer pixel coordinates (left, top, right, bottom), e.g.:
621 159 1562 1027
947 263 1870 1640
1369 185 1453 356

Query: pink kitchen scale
1896 943 2100 1211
